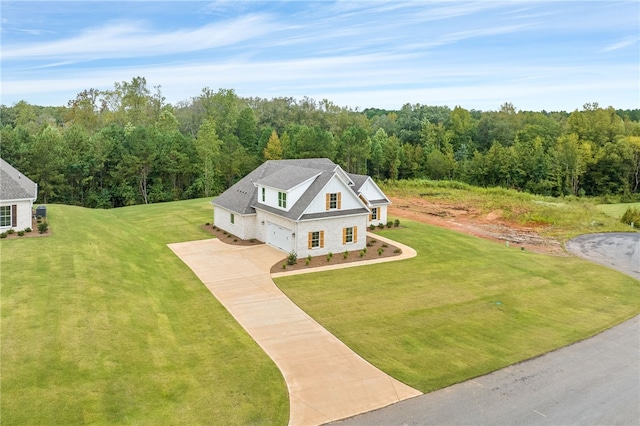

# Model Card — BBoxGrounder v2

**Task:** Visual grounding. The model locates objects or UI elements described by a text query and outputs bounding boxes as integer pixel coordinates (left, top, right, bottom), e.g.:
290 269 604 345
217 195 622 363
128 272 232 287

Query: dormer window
326 192 341 210
278 191 287 208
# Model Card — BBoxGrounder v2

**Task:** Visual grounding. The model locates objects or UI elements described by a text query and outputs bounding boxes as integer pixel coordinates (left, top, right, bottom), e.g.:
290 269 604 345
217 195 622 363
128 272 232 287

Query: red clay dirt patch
388 196 565 255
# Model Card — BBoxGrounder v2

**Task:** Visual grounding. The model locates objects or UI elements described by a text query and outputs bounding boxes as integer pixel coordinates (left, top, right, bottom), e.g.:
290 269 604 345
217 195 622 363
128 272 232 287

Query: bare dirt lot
388 196 565 255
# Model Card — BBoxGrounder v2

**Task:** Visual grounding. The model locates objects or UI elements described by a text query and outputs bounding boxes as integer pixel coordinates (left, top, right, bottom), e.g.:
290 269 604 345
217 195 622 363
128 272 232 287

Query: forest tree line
1 76 639 208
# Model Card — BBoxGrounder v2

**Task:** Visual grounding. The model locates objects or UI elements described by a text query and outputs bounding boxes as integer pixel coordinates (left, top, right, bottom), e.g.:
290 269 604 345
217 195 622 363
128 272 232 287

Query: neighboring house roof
0 157 37 201
212 158 375 220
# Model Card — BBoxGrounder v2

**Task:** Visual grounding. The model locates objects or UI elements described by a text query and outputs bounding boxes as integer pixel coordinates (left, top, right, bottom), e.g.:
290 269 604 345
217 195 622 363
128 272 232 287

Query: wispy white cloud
1 14 278 61
601 36 639 52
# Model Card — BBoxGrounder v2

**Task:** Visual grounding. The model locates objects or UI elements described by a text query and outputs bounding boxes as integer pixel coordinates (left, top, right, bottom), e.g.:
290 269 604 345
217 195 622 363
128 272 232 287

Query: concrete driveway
168 237 420 426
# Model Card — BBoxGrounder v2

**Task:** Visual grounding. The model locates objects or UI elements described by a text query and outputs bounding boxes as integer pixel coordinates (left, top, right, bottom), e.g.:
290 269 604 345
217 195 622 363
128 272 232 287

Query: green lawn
1 199 288 425
3 199 639 424
275 219 640 392
597 202 640 219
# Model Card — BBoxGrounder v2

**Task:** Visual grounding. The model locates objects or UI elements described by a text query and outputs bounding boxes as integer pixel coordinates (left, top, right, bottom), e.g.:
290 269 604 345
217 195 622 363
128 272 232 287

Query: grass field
1 199 288 425
597 202 640 219
275 219 640 392
2 197 639 424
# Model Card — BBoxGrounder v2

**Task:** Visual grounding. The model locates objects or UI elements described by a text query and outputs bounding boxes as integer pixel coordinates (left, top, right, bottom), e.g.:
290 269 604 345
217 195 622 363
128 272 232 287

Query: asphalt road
566 232 640 280
332 233 640 426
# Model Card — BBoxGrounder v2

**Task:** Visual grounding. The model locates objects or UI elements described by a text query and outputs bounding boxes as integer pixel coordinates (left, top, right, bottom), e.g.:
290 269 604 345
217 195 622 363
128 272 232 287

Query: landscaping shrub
343 250 348 259
377 248 384 255
394 219 400 227
394 248 402 254
205 222 210 226
377 223 384 229
387 221 393 228
369 224 375 231
37 222 48 234
382 243 388 248
359 250 365 257
0 232 6 239
24 227 32 232
326 252 333 262
7 229 14 235
287 251 297 265
17 230 25 237
621 207 640 226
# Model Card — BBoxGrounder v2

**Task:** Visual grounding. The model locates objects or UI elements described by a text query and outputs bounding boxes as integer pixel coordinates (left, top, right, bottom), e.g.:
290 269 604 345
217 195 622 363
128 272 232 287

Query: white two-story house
211 158 390 257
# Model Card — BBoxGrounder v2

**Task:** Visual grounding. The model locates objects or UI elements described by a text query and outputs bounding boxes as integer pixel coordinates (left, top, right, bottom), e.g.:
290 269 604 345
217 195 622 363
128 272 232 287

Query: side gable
358 177 390 205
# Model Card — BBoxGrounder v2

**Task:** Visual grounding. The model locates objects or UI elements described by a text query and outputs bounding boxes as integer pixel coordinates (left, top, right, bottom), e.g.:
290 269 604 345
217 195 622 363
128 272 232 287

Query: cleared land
0 200 288 425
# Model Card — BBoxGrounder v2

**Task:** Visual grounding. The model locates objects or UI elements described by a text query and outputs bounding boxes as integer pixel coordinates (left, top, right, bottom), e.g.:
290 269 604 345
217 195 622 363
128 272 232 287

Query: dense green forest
2 76 639 207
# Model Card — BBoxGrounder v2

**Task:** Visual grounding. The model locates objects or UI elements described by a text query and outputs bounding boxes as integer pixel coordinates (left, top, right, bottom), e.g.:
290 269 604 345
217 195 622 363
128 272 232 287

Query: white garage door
267 222 293 253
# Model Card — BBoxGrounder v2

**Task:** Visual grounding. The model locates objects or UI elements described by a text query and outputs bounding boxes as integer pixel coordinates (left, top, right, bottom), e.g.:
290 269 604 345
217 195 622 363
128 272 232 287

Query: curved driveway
334 232 640 425
169 235 420 426
566 232 640 280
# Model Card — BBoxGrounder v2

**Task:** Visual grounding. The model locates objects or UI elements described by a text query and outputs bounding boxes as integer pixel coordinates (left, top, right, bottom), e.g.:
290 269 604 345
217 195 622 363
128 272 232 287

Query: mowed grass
275 219 640 393
1 199 288 425
597 202 640 219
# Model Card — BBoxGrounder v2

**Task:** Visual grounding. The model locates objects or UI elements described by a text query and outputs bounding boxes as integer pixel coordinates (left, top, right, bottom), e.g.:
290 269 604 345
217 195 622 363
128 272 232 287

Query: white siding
0 200 33 231
360 178 387 202
256 178 315 212
305 176 365 214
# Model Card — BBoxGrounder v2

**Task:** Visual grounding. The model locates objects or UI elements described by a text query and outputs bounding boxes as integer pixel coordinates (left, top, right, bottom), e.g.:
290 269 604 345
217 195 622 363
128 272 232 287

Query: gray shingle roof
347 173 369 191
257 165 321 191
212 158 374 221
0 158 37 201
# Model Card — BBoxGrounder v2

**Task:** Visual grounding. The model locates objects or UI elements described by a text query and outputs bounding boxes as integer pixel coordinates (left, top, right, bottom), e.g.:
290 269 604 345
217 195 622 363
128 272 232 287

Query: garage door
267 222 293 253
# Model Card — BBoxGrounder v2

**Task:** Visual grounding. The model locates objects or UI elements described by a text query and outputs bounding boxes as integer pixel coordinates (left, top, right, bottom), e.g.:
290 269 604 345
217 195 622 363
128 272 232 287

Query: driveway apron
168 239 421 426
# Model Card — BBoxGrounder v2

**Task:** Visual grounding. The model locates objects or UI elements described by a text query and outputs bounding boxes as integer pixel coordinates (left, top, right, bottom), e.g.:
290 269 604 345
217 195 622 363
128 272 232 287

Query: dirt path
388 196 565 255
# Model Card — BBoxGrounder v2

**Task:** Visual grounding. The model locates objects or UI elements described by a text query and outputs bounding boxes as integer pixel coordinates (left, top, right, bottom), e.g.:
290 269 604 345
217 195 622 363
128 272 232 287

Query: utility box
36 205 46 218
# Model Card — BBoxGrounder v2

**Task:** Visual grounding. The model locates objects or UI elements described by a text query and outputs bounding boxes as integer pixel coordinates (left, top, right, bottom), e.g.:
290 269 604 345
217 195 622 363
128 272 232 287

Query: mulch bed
270 235 402 273
0 216 51 240
201 223 403 273
202 224 263 246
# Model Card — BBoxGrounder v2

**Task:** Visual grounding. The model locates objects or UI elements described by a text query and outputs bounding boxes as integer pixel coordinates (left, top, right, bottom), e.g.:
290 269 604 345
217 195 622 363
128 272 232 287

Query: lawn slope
275 220 640 393
1 199 288 425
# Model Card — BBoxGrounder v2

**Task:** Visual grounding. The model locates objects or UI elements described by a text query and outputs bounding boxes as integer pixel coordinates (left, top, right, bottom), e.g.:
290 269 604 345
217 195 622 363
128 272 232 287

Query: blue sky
1 1 638 111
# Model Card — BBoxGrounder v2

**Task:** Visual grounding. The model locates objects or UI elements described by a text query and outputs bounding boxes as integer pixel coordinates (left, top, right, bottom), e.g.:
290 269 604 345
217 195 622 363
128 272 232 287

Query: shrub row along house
212 158 390 258
0 158 38 232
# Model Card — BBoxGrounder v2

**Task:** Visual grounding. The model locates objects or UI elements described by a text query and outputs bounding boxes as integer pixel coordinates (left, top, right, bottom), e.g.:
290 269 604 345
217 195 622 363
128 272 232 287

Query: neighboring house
212 158 390 257
0 158 38 232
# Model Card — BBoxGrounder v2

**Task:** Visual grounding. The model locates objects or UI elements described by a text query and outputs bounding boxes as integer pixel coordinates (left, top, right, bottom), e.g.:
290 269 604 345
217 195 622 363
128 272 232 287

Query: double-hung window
262 187 266 202
343 226 357 244
370 207 378 221
278 192 287 208
0 206 11 227
326 192 341 210
308 231 324 249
